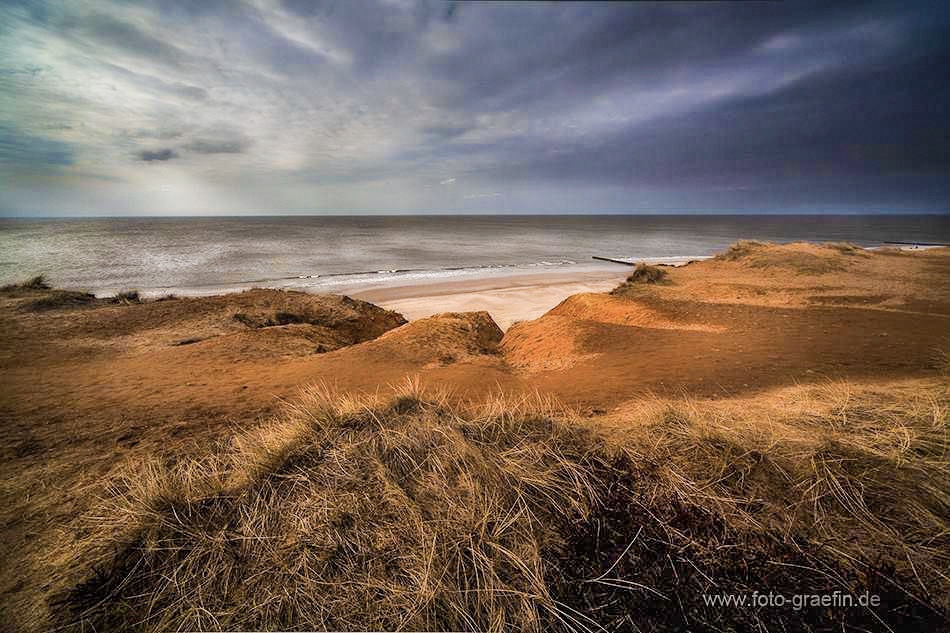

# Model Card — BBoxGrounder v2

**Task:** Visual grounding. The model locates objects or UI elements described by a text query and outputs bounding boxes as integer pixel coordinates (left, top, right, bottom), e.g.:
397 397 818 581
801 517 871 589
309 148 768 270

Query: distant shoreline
3 212 950 220
4 212 947 297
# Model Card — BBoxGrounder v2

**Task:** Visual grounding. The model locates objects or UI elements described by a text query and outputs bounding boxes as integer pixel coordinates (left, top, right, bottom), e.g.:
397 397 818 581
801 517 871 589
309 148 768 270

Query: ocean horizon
2 214 948 297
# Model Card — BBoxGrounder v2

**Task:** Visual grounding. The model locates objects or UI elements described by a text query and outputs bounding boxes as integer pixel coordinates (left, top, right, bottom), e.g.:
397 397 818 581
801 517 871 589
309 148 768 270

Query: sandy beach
353 268 630 329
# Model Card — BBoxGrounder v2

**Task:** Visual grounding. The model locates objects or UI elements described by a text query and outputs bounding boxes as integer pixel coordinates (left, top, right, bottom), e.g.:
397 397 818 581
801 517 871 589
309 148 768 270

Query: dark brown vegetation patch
625 263 668 284
1 275 52 293
611 263 670 295
109 290 142 304
24 290 98 311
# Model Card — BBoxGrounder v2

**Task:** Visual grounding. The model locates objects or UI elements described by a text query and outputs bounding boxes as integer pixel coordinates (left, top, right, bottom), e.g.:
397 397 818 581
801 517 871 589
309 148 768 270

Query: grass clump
2 274 52 292
232 311 306 327
625 263 668 284
714 240 770 261
58 381 949 632
826 242 870 257
24 290 97 311
3 274 100 310
61 385 611 632
713 240 859 274
611 263 669 295
109 290 141 304
233 311 320 328
231 312 258 328
274 311 305 325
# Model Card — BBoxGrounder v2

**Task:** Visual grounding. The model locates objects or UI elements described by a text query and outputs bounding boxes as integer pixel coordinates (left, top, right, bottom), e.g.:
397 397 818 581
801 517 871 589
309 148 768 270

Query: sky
1 0 949 216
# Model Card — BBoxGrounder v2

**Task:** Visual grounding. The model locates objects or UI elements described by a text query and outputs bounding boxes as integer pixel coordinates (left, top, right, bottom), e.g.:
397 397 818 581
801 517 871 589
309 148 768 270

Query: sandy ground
1 242 949 629
353 269 629 329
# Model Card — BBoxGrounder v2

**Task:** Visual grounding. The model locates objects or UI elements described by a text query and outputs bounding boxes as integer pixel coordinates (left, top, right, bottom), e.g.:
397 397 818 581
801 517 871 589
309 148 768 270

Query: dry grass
235 310 312 327
610 263 669 296
625 263 668 285
1 274 52 292
110 290 142 304
826 242 871 257
630 381 949 595
59 382 611 632
23 290 98 311
3 277 143 309
933 347 950 375
231 300 407 337
714 240 770 261
713 240 858 274
56 380 949 632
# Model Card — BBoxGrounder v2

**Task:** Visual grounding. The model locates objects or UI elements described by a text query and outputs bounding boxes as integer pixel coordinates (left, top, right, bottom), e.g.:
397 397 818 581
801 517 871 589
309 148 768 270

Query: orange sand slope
2 242 947 433
1 241 949 629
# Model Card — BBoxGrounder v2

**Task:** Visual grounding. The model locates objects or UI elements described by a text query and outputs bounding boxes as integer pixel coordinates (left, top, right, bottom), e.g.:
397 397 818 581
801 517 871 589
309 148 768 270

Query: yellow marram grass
63 381 615 632
59 379 949 631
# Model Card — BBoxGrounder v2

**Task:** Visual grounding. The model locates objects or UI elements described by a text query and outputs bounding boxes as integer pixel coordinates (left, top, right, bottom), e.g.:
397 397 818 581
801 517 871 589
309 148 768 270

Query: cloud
98 61 208 101
124 127 187 141
66 12 192 69
1 0 949 214
184 138 248 154
0 123 73 167
137 148 178 161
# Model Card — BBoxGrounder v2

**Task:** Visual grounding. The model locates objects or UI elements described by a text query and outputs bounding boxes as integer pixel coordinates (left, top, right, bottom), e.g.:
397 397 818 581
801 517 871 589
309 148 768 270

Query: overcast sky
1 0 949 216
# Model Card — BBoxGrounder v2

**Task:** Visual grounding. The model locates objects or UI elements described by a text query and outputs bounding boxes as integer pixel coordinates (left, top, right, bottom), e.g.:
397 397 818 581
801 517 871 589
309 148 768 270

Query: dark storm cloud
458 3 950 208
2 0 950 214
137 148 178 161
387 1 948 210
278 2 950 197
494 45 950 184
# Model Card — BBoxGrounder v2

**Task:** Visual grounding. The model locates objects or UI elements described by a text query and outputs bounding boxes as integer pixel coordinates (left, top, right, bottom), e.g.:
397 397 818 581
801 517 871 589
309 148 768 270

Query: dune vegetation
1 274 52 293
57 379 949 632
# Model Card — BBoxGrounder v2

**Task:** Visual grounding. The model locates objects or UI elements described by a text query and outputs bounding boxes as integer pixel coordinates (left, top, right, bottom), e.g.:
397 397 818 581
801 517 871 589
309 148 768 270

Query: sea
1 215 948 297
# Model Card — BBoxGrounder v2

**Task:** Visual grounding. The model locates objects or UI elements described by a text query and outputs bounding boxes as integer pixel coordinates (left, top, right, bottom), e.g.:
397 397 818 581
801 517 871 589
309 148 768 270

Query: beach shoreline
6 213 947 300
351 267 631 329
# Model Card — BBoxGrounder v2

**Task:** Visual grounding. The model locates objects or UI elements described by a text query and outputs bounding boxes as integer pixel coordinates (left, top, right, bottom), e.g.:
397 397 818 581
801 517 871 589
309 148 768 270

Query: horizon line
2 211 949 219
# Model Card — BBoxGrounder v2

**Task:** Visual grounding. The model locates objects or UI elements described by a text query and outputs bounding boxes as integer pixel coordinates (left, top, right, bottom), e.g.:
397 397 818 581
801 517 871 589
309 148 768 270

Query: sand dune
1 242 949 631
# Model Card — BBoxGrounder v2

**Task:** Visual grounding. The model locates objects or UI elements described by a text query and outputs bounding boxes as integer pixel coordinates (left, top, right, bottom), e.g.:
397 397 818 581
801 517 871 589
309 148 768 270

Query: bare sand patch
354 268 627 330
